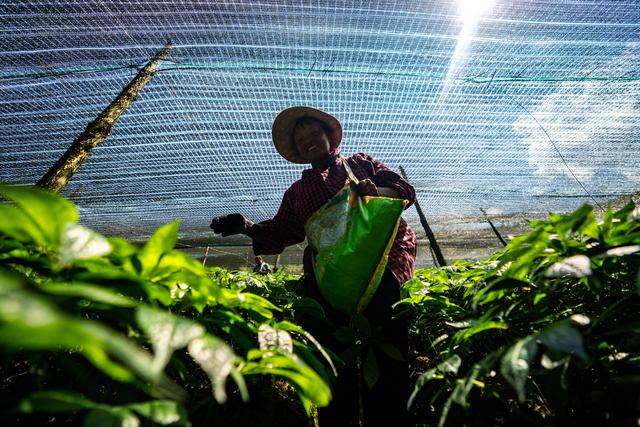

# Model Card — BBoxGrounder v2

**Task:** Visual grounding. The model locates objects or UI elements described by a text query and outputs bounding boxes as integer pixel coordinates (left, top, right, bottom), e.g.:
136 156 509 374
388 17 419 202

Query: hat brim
272 106 343 164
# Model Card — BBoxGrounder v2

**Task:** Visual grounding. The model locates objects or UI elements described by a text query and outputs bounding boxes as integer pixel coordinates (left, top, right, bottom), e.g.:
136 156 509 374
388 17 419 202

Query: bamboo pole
37 42 174 193
398 166 447 267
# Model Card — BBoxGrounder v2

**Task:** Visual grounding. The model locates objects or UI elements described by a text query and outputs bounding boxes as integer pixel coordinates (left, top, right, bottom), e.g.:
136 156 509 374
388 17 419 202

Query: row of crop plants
0 184 638 426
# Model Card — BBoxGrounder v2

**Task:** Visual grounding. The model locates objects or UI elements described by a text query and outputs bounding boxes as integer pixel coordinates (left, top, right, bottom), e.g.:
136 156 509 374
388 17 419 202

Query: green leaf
244 350 332 409
533 293 547 305
501 335 538 402
208 309 255 351
292 297 326 319
451 352 499 408
407 368 440 409
126 400 188 426
154 250 206 280
538 320 589 362
277 320 337 376
399 278 426 298
19 390 99 413
73 262 143 288
599 204 615 237
83 408 140 427
363 349 379 389
437 395 455 427
39 282 136 308
0 204 47 245
597 245 640 258
136 307 205 374
0 271 182 398
79 325 185 400
549 204 597 240
218 288 279 319
607 231 640 247
541 351 570 370
258 324 293 353
0 271 59 326
502 228 548 260
108 237 139 258
188 335 240 404
614 199 636 220
544 255 592 278
437 354 462 374
453 320 508 343
0 184 78 247
238 292 280 319
139 287 171 310
21 392 187 426
474 278 531 305
58 223 112 265
137 220 180 278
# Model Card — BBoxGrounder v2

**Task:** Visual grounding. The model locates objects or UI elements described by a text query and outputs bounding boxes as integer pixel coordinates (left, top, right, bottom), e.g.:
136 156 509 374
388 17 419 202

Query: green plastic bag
305 160 407 315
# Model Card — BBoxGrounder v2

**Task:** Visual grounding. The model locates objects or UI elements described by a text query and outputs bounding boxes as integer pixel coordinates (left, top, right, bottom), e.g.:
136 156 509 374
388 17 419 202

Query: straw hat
272 106 343 164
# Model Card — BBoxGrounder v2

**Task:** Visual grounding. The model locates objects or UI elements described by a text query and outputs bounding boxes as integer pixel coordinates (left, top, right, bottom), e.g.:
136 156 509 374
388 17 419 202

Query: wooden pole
37 42 174 193
202 245 210 267
427 245 438 267
480 208 508 247
398 166 447 267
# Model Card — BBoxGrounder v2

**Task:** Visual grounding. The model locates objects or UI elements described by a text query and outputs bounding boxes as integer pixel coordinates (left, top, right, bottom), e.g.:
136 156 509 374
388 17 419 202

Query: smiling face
292 118 332 163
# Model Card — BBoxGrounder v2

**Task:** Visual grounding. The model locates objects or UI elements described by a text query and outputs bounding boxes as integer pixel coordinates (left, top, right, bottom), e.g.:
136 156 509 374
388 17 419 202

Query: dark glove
350 178 379 197
210 213 253 237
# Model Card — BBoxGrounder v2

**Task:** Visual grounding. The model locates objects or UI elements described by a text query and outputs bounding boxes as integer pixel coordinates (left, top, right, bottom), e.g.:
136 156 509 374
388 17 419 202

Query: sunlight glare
458 0 494 23
435 0 495 104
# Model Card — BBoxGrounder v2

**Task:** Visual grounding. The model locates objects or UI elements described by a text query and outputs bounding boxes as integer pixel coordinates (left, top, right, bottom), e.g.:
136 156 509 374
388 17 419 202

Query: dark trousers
303 267 410 427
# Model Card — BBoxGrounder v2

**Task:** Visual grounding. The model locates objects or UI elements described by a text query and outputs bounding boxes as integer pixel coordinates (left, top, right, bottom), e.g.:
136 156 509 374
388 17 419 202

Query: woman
210 106 416 426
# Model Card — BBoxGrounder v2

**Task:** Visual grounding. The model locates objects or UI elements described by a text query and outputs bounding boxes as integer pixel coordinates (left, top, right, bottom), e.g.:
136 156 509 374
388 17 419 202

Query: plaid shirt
252 153 417 285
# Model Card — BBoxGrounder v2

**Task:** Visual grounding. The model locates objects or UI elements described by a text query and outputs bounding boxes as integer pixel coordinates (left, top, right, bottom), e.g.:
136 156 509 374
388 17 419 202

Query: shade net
1 0 639 264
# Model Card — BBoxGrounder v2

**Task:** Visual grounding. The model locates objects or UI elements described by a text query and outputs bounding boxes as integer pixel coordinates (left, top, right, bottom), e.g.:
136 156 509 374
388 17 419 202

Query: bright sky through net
0 1 638 260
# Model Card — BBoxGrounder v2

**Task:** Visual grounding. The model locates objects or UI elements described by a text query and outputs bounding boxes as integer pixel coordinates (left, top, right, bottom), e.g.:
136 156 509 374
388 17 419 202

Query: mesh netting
1 0 639 261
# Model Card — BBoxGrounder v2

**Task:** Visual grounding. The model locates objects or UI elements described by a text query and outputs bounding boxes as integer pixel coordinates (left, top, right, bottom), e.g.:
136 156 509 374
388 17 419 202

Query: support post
398 166 447 267
480 208 508 247
202 245 210 267
37 42 174 193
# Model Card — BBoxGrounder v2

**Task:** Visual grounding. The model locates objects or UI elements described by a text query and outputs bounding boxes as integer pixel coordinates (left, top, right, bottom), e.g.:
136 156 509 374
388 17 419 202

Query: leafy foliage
400 201 640 426
0 184 333 426
2 184 638 426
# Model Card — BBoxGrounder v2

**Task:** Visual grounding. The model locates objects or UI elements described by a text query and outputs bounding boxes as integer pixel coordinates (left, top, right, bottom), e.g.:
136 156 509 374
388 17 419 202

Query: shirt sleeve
251 187 306 255
352 153 416 208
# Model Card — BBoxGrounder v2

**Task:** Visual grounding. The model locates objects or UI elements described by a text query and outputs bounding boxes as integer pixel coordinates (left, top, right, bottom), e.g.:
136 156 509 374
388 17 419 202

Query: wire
3 62 638 84
514 101 606 213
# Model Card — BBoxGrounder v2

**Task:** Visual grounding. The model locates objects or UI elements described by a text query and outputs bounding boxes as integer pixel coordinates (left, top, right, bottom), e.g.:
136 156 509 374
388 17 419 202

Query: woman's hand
350 179 401 198
350 179 379 197
210 214 254 237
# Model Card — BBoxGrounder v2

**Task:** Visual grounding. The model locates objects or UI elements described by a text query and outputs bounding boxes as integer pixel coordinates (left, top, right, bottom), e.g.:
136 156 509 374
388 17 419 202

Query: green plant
0 184 333 426
401 202 640 426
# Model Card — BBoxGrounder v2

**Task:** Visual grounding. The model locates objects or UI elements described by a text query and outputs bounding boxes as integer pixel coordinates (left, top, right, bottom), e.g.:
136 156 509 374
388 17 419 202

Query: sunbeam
436 0 495 104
